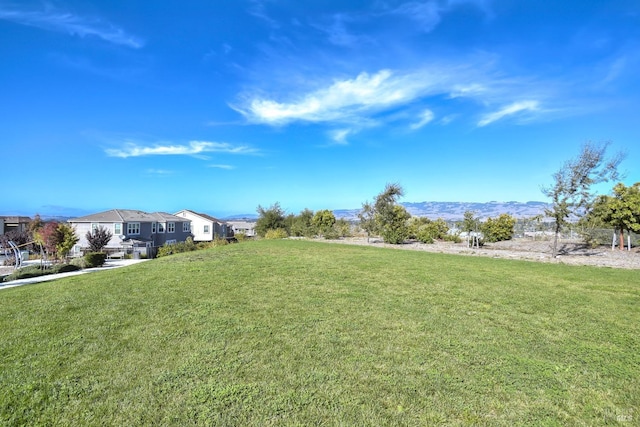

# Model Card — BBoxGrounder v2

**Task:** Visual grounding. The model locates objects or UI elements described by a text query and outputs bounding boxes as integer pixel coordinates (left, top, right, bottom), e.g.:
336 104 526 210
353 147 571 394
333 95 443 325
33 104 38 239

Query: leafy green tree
86 226 113 252
312 209 336 236
334 218 352 238
360 183 410 244
462 211 479 235
358 201 376 242
289 208 315 237
482 214 516 243
591 182 640 250
380 204 411 244
255 202 287 237
542 142 624 257
410 217 449 243
55 223 79 260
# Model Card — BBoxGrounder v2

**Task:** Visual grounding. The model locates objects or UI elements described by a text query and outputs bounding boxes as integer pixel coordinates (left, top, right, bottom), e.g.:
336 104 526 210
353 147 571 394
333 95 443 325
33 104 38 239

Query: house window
166 239 177 245
158 223 165 233
91 223 99 232
127 222 140 235
151 222 157 233
183 222 190 232
114 223 122 235
167 222 175 233
204 225 210 234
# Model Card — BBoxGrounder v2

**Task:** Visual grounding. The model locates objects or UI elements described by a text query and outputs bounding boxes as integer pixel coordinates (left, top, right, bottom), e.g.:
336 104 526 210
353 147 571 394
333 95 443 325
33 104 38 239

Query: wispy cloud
207 164 235 170
477 100 540 127
105 140 258 158
390 1 442 32
234 69 444 125
0 5 144 48
144 169 174 176
329 128 353 144
410 109 435 130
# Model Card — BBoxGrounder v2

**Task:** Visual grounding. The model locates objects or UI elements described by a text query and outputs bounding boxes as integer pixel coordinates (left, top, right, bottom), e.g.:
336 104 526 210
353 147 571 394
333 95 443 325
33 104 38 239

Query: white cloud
208 164 235 170
235 69 444 125
329 128 353 144
390 1 442 32
0 6 143 48
477 100 540 127
410 109 435 129
105 140 257 158
145 169 173 176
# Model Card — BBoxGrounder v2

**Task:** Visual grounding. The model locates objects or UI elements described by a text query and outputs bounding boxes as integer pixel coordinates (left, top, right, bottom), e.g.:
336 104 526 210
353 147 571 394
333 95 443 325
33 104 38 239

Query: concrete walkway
0 259 150 290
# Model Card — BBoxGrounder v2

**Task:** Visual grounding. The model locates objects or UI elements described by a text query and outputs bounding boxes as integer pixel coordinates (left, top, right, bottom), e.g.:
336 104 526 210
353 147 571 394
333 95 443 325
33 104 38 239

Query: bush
264 229 288 239
235 232 247 242
323 228 340 240
51 264 81 274
443 233 462 243
2 263 81 282
482 214 516 243
84 252 107 268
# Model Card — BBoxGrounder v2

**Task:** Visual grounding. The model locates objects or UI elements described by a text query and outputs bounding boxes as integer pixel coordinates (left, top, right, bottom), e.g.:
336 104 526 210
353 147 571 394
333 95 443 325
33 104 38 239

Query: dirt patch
320 237 640 269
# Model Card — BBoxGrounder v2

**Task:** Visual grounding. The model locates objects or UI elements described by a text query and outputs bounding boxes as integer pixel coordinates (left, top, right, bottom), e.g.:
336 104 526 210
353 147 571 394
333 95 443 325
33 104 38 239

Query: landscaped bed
1 239 638 425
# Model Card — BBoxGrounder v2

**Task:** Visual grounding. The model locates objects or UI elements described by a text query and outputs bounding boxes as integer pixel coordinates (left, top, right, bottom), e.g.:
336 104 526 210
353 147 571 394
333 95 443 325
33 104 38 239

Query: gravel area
320 237 640 269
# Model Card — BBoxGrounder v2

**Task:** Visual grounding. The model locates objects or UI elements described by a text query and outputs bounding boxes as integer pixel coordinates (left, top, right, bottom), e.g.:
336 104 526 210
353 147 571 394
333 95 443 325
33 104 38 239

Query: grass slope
1 240 639 425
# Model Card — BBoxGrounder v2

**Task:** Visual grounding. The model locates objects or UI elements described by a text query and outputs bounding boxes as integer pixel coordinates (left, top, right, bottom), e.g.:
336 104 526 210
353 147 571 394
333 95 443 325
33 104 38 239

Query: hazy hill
333 201 549 221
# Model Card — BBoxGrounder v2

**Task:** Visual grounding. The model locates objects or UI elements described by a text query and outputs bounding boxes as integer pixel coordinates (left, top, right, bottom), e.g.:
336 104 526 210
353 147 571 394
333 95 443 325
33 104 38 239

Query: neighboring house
0 216 32 235
227 221 256 237
68 209 192 257
174 209 233 242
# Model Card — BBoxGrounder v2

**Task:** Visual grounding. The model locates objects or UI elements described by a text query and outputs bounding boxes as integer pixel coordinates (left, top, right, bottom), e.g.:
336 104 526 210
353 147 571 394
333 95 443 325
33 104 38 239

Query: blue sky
1 0 639 218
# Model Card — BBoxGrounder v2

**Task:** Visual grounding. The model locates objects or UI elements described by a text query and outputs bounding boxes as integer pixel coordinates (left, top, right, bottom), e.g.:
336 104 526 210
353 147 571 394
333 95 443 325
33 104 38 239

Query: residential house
68 209 192 257
173 209 233 241
227 220 256 237
0 216 32 236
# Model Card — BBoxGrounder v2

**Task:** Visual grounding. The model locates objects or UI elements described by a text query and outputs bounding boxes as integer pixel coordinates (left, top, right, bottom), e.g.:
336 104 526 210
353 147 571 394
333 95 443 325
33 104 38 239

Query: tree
541 142 624 257
255 202 287 237
591 182 640 250
86 226 113 252
482 214 516 243
55 223 79 259
34 221 79 260
358 201 376 242
35 221 60 259
360 183 410 244
289 208 315 237
462 211 480 248
312 209 336 236
380 204 411 244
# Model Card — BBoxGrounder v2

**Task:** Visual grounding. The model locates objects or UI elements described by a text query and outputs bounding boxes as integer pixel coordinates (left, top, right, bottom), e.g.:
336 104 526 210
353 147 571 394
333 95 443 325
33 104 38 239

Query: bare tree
542 142 625 257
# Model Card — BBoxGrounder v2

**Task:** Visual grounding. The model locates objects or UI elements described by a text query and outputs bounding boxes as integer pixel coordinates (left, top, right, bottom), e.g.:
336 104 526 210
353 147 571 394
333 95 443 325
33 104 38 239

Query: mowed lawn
1 240 638 426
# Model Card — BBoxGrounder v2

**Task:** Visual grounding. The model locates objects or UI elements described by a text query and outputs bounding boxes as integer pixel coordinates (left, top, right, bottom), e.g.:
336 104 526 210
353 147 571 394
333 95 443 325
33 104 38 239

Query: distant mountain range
3 201 550 223
333 201 549 221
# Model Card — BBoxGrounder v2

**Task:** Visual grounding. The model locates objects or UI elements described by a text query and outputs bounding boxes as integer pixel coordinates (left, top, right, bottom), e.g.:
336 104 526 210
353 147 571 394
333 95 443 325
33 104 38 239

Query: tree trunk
619 228 625 251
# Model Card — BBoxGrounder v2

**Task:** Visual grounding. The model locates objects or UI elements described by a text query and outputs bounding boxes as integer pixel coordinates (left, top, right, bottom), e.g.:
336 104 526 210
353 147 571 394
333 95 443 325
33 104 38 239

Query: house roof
0 216 32 223
69 209 186 223
174 209 226 224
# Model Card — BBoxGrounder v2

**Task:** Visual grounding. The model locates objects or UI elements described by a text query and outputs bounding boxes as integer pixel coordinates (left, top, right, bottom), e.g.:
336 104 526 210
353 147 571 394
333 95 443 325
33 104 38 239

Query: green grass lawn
1 240 638 426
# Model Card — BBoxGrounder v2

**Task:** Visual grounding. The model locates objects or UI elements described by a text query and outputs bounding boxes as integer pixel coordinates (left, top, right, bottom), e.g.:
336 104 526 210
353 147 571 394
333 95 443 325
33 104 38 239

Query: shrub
84 252 107 268
234 232 247 242
264 229 289 239
323 228 340 240
443 233 462 243
51 264 81 274
2 263 80 282
482 214 516 243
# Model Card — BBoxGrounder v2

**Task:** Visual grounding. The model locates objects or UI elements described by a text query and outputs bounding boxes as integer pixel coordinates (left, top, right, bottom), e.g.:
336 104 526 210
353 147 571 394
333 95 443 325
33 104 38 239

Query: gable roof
69 209 186 223
174 209 226 224
0 216 32 223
